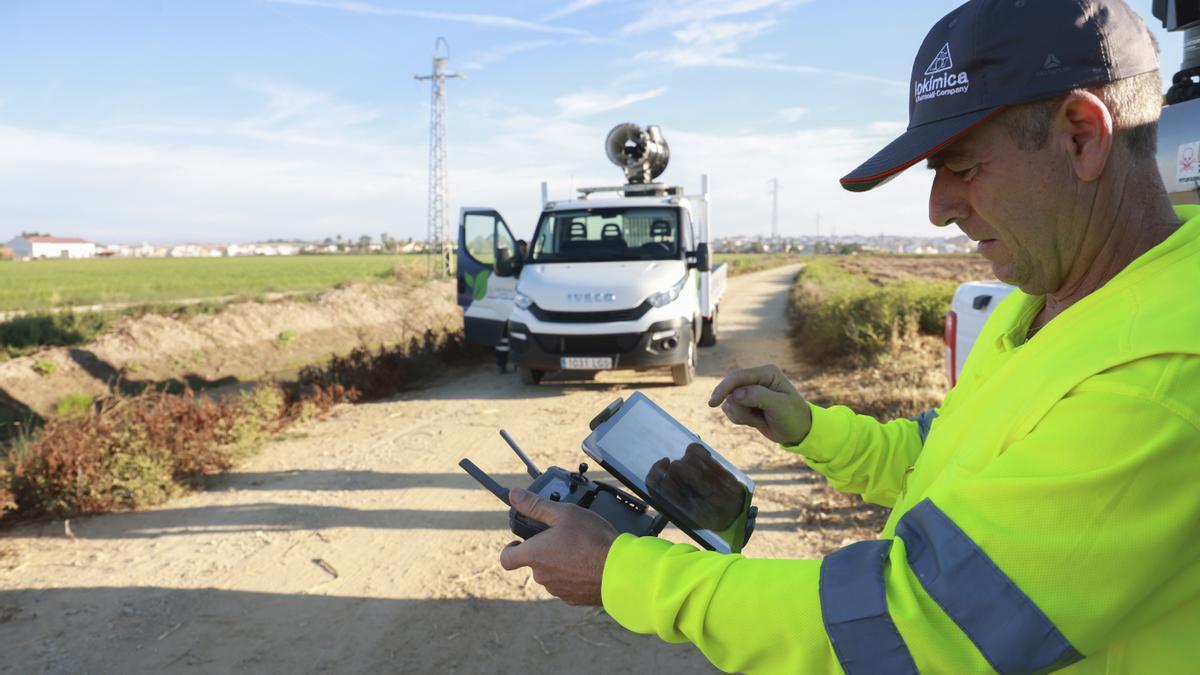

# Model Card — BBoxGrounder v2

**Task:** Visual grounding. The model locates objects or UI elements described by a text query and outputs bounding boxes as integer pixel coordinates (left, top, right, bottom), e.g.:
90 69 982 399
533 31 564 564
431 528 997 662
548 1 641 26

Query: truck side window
464 213 496 266
681 210 695 252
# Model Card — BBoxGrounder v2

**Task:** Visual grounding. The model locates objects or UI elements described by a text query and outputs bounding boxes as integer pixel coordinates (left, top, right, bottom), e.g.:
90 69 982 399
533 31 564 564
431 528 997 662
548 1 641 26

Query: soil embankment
0 280 458 416
0 264 886 673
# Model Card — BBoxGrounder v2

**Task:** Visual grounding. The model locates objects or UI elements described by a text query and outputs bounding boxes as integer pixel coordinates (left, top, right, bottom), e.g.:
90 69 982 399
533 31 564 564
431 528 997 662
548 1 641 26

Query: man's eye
949 165 977 180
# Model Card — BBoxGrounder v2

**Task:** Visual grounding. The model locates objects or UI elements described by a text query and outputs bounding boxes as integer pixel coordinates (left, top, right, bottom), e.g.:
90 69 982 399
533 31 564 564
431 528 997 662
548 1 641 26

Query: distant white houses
4 235 96 259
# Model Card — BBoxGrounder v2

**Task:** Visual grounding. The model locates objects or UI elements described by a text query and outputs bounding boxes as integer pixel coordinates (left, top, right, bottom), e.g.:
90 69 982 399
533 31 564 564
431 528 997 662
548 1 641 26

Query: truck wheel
518 367 544 385
671 343 695 386
699 307 719 347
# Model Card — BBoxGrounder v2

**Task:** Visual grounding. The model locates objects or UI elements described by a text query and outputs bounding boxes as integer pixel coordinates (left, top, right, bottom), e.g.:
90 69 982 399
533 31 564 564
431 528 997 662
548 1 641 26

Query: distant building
5 235 96 259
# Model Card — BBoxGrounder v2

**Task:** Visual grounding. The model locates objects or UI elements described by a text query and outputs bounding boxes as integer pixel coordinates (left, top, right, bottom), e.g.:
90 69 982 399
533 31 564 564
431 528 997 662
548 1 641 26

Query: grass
787 255 980 364
54 394 95 418
0 254 427 313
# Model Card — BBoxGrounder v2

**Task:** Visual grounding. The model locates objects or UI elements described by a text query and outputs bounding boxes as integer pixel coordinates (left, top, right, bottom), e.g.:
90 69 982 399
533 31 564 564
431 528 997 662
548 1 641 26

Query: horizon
0 1 1181 245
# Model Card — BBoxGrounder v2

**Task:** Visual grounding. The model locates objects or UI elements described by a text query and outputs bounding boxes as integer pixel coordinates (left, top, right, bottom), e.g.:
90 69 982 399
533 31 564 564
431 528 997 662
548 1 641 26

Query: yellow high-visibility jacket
602 205 1200 674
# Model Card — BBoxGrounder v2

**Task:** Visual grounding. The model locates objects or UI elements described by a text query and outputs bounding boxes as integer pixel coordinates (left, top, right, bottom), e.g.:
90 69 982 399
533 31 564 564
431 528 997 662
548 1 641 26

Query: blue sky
0 1 1181 244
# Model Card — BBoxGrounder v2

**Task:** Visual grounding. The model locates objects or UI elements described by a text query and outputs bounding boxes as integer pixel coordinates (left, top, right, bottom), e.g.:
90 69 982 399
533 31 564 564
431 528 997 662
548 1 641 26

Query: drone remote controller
460 430 666 540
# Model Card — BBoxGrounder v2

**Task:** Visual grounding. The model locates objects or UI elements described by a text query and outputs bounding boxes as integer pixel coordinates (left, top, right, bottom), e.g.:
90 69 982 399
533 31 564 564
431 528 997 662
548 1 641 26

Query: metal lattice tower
415 38 462 277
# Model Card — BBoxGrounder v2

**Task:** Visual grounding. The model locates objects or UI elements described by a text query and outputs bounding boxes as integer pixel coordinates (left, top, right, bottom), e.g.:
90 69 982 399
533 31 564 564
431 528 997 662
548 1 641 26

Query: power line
414 37 463 278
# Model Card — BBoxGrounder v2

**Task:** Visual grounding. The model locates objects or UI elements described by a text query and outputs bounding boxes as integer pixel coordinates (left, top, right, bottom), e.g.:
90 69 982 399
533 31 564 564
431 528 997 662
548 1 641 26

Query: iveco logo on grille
568 292 616 303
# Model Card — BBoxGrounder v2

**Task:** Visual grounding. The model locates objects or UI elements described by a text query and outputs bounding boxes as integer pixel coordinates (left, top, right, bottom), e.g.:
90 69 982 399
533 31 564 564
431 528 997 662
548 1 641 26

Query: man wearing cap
497 0 1200 672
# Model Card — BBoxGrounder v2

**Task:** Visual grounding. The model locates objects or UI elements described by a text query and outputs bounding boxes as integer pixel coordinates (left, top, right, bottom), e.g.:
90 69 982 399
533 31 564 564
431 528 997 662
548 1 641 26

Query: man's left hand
498 487 619 606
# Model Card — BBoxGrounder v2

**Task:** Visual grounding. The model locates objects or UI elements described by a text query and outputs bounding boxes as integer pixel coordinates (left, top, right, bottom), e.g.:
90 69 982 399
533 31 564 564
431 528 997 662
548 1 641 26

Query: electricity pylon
768 178 781 239
415 38 463 277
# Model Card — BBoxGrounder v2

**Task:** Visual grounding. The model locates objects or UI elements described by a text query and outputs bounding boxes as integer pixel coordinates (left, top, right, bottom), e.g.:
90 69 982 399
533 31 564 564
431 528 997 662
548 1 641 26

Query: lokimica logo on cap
914 43 970 103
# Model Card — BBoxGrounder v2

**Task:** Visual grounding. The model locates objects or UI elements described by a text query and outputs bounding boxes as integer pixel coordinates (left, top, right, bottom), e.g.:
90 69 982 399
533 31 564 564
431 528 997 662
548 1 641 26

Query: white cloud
540 0 608 22
555 87 668 117
779 106 809 123
463 40 560 71
264 0 592 38
0 88 935 246
623 0 801 34
671 19 776 45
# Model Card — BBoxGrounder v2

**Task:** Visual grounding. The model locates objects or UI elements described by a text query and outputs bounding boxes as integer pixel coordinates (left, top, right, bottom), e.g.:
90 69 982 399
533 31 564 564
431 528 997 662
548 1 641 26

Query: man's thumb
734 385 786 414
509 487 562 526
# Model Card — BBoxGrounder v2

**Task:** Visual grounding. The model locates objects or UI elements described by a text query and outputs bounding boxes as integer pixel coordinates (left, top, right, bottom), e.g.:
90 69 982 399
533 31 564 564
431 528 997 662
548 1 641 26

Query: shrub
2 383 348 519
33 359 57 376
277 330 299 347
788 258 955 364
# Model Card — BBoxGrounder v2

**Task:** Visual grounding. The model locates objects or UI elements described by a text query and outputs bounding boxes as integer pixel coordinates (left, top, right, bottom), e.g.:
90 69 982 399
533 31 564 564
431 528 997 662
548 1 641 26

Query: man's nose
928 171 969 228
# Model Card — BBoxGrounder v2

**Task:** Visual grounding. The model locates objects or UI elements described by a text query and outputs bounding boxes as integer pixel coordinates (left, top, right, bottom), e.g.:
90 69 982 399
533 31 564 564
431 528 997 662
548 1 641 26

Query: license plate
561 356 613 370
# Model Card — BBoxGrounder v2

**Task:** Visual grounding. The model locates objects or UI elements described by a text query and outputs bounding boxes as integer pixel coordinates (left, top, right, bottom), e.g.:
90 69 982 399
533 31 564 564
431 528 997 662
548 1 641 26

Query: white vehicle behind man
456 124 725 386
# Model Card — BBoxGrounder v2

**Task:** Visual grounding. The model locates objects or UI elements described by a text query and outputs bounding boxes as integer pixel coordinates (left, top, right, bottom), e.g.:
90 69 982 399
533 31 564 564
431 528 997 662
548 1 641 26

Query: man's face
927 117 1079 295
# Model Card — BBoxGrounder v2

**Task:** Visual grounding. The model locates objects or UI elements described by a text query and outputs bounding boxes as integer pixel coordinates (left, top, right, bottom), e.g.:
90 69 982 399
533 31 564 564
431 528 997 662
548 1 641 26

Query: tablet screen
585 393 754 553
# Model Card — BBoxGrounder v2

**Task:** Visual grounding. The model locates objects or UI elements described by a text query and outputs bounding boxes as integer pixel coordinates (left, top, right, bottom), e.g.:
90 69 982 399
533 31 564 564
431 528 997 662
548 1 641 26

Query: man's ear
1055 91 1114 183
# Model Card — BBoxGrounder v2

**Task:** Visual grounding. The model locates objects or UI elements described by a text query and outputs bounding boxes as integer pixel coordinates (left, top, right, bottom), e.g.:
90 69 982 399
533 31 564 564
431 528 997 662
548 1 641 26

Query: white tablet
582 392 755 554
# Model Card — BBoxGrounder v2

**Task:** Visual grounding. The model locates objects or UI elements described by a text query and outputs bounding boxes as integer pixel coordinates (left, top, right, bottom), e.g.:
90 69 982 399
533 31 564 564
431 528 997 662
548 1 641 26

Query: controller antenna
500 430 542 479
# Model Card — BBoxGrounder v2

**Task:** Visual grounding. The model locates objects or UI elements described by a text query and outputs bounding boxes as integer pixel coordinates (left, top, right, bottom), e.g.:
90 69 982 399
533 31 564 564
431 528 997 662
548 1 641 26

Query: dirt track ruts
0 263 863 673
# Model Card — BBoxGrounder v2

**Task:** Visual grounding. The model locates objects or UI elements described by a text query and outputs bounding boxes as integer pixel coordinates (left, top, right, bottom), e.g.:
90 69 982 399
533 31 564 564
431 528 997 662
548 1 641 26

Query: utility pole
768 178 781 239
415 37 463 277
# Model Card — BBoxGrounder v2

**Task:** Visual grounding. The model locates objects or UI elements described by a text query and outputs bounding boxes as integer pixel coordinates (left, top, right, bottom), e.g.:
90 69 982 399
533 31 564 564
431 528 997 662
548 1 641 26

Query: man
498 0 1200 672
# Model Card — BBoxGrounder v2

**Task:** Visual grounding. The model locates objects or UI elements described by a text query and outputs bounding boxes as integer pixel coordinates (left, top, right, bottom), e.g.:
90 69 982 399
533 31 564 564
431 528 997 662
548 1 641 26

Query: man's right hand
708 365 812 446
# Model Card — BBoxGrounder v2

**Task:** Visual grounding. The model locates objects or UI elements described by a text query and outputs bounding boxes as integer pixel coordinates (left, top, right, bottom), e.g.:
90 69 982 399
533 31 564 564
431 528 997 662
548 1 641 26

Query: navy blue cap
841 0 1160 192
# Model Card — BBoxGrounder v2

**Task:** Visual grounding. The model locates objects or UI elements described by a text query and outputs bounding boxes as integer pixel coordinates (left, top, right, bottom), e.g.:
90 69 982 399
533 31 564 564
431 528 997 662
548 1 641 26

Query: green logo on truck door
464 270 491 302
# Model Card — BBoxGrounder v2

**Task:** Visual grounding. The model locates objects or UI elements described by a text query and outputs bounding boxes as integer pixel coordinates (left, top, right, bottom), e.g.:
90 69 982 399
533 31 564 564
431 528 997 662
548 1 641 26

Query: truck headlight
648 273 688 308
514 291 533 310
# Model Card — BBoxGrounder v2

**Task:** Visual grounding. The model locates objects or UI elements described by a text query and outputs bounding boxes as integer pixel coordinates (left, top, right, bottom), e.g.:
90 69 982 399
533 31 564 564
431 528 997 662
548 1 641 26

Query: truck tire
671 343 695 386
518 367 544 385
699 307 719 347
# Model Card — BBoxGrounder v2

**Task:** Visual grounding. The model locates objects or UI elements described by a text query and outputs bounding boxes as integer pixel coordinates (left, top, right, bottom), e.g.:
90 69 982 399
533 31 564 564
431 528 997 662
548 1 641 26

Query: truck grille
528 301 651 323
534 333 642 355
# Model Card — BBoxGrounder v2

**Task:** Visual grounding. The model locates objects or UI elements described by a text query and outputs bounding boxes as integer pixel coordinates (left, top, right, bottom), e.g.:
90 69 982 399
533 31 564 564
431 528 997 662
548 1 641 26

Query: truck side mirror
689 243 712 272
495 247 522 277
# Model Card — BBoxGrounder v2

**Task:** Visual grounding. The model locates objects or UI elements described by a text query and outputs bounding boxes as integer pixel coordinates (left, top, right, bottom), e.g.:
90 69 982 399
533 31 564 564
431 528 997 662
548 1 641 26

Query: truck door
457 208 520 346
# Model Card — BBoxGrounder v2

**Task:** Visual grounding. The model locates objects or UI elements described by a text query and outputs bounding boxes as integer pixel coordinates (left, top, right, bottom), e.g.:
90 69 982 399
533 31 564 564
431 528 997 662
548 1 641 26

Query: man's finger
722 398 768 429
709 365 783 407
500 540 524 570
732 384 789 417
508 487 567 527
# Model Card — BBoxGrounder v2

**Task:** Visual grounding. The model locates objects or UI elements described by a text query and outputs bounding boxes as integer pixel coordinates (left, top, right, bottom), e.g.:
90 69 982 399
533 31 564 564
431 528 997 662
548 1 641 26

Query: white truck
456 123 727 386
947 2 1199 385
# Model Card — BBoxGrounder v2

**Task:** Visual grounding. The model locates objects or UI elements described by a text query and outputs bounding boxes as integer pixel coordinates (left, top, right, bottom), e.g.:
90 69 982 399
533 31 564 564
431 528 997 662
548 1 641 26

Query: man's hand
708 365 812 446
498 487 619 606
646 443 746 531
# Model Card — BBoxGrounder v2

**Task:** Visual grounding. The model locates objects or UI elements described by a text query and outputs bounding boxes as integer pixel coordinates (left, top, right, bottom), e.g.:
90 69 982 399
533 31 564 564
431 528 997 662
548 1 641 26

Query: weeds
0 327 475 521
788 257 957 364
1 383 353 520
299 329 486 402
54 394 95 418
33 359 57 376
277 330 299 347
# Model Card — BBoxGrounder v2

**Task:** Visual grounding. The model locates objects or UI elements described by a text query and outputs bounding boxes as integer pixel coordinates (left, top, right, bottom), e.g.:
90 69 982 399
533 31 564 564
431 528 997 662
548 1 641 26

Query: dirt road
0 264 871 673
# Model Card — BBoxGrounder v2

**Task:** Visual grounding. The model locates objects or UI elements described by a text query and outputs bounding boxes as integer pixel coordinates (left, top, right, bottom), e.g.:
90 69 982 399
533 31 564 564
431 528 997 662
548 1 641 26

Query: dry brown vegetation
0 329 484 523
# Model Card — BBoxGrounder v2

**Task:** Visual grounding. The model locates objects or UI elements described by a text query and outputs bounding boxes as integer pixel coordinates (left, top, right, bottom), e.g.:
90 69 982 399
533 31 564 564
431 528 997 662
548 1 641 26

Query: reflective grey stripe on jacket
909 408 938 444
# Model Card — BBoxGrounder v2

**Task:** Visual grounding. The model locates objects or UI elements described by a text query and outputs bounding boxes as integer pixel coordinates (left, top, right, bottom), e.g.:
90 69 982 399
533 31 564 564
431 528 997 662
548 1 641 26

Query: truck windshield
529 207 681 263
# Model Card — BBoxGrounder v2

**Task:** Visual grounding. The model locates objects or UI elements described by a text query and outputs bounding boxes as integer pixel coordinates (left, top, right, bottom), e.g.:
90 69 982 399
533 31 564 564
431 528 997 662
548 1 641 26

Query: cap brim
840 106 1007 193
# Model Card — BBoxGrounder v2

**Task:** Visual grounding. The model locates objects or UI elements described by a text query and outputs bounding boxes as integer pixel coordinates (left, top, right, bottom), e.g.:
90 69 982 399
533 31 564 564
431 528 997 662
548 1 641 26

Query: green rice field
0 255 427 312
